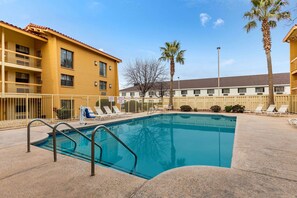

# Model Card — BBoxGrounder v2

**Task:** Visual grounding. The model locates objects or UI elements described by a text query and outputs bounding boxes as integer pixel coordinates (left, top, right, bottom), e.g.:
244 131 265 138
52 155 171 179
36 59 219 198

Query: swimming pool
35 113 236 179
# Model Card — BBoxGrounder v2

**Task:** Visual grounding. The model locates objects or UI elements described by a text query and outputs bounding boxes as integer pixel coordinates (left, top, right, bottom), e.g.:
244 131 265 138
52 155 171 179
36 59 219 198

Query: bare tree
152 78 170 101
124 58 167 110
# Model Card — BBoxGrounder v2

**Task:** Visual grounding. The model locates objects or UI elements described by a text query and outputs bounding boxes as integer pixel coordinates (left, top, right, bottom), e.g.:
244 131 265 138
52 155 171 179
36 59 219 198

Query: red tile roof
120 73 290 92
25 23 121 62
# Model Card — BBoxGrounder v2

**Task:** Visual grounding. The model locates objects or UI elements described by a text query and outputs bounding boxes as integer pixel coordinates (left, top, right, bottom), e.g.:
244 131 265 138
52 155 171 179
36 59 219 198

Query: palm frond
244 21 257 32
268 20 277 28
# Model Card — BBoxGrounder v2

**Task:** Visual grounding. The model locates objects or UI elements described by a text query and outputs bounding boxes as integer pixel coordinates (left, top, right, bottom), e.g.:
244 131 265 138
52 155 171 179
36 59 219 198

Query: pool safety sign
108 96 114 102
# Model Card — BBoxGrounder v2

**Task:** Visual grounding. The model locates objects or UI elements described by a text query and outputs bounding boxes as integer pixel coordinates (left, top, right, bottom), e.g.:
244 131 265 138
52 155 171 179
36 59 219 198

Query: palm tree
244 0 290 105
159 41 185 109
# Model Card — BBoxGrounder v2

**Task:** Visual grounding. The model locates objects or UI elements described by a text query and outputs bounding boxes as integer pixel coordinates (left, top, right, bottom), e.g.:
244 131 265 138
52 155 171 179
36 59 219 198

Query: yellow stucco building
284 25 297 94
0 21 121 120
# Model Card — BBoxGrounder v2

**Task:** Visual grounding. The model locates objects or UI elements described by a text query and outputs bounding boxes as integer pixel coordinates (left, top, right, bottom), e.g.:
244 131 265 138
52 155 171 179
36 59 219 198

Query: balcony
0 48 42 72
0 81 42 94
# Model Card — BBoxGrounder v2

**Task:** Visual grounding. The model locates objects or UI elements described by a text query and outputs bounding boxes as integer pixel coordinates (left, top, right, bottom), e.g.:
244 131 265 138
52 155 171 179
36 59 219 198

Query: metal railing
91 125 137 176
27 119 77 153
52 122 103 162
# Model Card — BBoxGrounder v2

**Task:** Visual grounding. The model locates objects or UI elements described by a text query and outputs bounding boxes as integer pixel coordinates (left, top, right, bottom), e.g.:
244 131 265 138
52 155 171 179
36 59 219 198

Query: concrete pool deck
0 112 297 197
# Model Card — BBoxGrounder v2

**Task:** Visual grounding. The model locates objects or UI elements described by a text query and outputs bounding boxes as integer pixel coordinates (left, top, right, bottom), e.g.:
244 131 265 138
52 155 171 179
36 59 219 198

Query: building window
61 74 74 86
130 92 135 97
16 72 29 83
207 89 214 94
238 88 246 94
122 92 126 96
61 100 74 116
181 90 187 96
149 91 155 97
100 62 107 77
61 48 73 69
99 81 107 90
274 86 284 93
222 88 230 94
16 44 29 59
255 87 264 93
194 90 200 95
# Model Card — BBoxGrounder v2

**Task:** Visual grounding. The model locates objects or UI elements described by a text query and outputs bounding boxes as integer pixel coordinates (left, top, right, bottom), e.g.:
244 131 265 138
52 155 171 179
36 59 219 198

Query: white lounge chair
103 106 118 117
265 105 276 115
94 106 110 119
254 104 264 114
269 105 289 116
288 118 297 125
112 106 125 116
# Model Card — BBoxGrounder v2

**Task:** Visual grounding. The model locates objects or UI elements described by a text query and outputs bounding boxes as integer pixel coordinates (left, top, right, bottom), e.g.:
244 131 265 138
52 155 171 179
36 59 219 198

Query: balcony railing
0 48 42 69
0 81 42 93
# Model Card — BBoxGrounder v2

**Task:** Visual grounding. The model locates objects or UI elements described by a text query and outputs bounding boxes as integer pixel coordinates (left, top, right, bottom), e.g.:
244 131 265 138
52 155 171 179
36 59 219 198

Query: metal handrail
52 122 103 162
91 125 137 176
27 119 77 153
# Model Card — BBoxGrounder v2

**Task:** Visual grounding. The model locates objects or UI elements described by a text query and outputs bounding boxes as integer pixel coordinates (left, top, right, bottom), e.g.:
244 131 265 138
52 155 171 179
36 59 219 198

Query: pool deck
1 112 297 197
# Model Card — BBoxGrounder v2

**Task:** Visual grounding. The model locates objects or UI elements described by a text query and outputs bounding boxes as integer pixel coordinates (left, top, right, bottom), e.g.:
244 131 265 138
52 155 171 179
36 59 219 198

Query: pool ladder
27 119 137 176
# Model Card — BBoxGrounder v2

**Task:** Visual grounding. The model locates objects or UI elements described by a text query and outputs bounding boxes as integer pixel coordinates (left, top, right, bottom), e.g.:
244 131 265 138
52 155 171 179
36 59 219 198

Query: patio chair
103 106 118 117
94 106 110 119
269 105 289 116
265 105 276 115
254 104 264 114
112 106 125 116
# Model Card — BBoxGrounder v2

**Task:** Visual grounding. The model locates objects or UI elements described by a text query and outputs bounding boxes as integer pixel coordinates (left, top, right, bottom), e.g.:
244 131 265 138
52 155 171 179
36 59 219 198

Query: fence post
51 94 54 122
26 94 29 124
71 96 73 120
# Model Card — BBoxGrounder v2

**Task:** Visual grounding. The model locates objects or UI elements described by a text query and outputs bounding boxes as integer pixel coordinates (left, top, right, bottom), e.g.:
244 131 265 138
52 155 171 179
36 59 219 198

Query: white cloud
213 18 224 28
221 59 235 67
200 13 211 26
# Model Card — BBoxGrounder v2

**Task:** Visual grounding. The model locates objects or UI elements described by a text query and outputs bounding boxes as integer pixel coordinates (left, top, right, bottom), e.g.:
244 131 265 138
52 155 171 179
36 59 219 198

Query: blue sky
0 0 296 89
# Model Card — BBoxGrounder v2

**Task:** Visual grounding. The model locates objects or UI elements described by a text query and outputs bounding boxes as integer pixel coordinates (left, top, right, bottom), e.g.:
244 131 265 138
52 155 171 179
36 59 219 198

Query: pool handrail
27 119 77 153
91 125 138 176
52 122 103 162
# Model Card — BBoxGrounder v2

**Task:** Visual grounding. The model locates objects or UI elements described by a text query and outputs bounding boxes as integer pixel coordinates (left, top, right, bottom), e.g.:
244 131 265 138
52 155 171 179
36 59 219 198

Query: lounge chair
112 106 125 116
269 105 289 116
103 106 118 117
94 106 110 119
254 104 264 114
288 118 297 125
154 105 164 111
265 105 276 115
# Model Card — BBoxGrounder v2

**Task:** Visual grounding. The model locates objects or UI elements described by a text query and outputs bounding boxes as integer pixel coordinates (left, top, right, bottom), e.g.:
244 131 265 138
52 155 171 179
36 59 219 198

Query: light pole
217 47 221 96
178 77 180 96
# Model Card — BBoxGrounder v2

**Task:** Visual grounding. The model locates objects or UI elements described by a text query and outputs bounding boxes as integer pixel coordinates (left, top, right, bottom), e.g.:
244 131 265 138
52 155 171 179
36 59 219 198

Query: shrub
180 105 192 112
225 105 233 113
96 99 115 112
232 104 245 113
56 109 71 119
193 108 198 112
210 105 221 112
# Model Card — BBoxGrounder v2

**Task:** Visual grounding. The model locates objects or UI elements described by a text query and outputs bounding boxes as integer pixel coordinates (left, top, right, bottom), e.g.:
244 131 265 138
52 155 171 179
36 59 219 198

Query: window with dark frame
207 89 214 94
99 81 107 90
181 90 187 95
238 88 247 93
16 44 29 60
16 72 29 83
61 48 73 69
194 90 200 95
130 92 135 97
274 86 284 93
255 87 265 93
100 62 107 77
122 92 126 96
222 88 230 94
61 74 74 86
61 99 74 116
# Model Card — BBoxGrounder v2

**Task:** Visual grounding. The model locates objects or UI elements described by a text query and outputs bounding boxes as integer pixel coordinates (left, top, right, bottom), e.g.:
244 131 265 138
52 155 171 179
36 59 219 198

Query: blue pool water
36 114 236 179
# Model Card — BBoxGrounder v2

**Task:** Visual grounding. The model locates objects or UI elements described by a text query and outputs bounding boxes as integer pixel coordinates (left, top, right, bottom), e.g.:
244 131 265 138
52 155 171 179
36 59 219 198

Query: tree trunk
266 52 275 105
142 96 145 112
262 19 274 105
169 59 175 109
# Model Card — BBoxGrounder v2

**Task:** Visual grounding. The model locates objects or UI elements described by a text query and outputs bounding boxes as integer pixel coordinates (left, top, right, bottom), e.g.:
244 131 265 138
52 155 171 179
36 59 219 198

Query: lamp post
178 77 180 96
217 47 221 96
